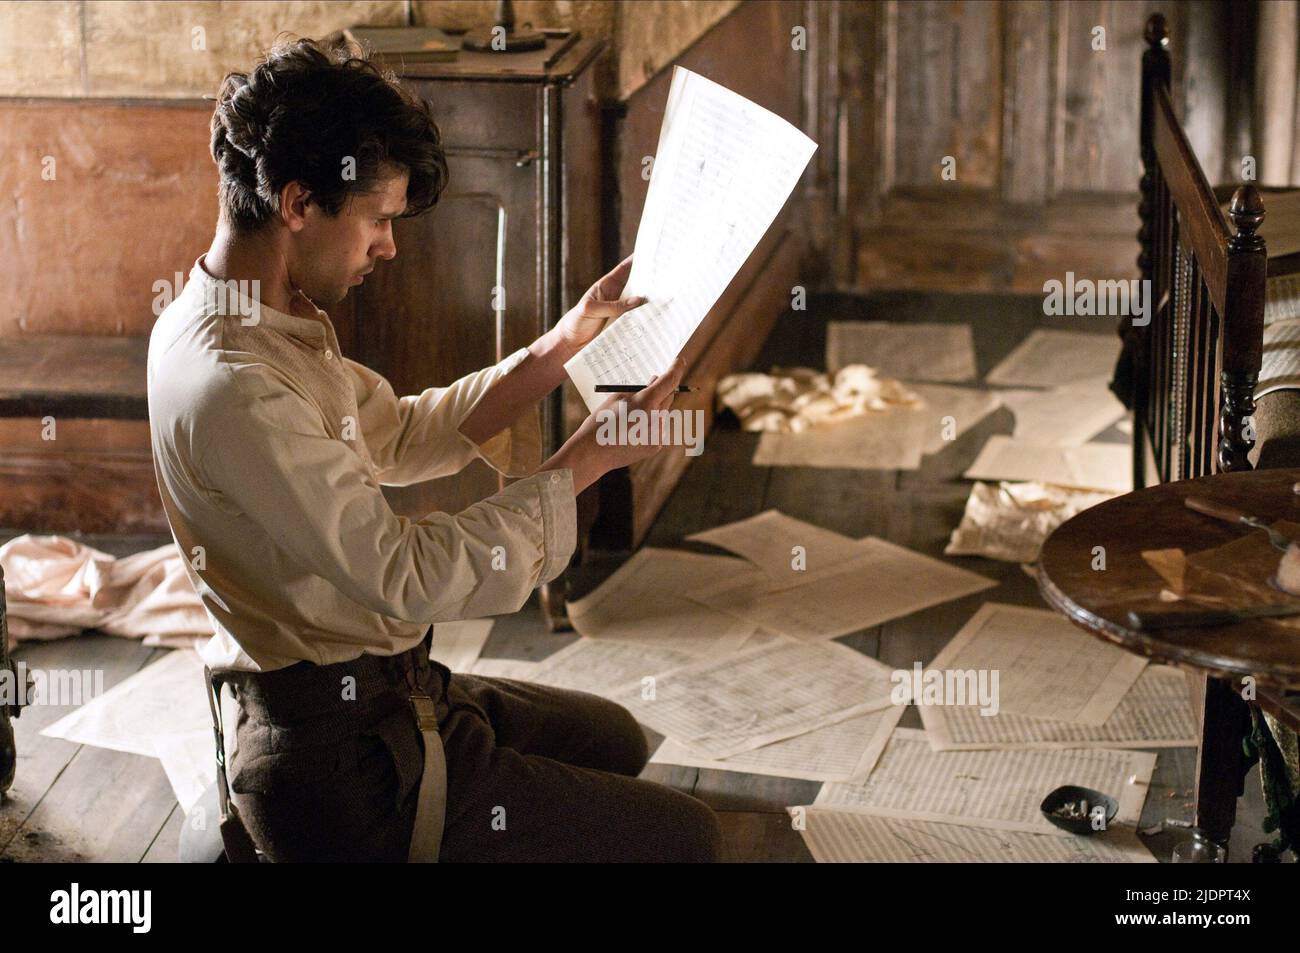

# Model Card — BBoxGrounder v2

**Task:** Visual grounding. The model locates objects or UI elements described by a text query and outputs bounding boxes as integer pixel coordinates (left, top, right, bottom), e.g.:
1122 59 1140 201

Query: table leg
1193 673 1253 846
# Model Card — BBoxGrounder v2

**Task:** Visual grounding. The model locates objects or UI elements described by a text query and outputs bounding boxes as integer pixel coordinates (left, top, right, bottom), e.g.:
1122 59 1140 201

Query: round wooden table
1038 467 1300 689
1039 467 1300 847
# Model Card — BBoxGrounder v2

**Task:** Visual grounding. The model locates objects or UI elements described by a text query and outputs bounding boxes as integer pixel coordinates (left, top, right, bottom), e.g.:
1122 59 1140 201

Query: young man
148 37 716 862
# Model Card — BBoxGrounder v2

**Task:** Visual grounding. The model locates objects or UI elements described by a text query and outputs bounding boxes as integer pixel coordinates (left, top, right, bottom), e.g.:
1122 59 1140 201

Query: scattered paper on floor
566 548 760 656
686 537 996 640
826 321 977 383
154 730 218 815
963 434 1132 493
752 404 931 469
924 603 1147 726
466 657 544 680
793 809 1156 862
524 637 696 698
920 664 1195 750
945 481 1116 564
908 383 1005 454
41 648 235 815
984 329 1122 389
430 618 495 672
997 377 1126 446
650 704 905 783
686 510 873 588
813 727 1155 836
611 634 902 760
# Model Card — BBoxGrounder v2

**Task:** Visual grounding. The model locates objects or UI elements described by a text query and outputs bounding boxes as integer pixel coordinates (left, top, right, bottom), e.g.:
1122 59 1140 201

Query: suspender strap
205 666 260 864
407 692 447 863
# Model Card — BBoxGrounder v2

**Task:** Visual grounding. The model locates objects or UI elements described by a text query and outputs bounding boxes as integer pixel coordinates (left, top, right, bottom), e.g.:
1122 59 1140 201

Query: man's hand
556 254 649 354
540 357 687 494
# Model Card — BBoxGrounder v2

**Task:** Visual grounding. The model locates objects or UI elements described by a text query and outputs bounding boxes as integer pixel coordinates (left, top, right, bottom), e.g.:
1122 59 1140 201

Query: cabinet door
355 148 542 518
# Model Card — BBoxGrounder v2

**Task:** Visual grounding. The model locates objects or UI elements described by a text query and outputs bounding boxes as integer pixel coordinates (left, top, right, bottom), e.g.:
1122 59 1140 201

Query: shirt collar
191 255 332 350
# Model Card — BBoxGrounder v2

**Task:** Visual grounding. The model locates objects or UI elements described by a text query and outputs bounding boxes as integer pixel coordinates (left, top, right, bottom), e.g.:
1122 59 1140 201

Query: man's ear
279 181 311 233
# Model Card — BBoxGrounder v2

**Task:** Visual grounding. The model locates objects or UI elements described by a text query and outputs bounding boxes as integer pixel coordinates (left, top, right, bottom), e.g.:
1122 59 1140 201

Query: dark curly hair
209 36 449 232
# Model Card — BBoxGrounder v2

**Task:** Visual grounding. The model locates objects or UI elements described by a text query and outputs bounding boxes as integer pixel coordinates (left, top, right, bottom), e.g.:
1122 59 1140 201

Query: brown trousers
224 631 722 863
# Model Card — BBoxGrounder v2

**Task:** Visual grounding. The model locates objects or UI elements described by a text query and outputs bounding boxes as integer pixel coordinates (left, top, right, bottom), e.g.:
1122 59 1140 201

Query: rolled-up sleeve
345 348 542 486
195 363 576 625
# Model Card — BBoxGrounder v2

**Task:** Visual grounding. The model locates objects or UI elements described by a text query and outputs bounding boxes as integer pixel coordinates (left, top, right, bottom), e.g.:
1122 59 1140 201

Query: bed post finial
1228 185 1265 247
1139 13 1172 279
1145 13 1168 50
1220 185 1267 473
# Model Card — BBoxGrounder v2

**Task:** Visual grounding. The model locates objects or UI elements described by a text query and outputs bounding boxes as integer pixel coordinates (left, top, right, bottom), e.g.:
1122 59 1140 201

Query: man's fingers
643 357 686 404
594 254 635 301
595 390 624 415
584 295 648 319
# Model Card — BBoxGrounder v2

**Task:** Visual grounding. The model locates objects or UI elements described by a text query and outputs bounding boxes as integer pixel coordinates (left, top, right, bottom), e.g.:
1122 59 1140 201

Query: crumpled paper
716 364 923 433
1 534 210 650
945 481 1117 564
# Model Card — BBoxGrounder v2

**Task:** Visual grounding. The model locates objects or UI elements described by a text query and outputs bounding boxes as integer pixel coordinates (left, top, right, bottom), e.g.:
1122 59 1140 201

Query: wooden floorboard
0 290 1274 862
0 635 167 861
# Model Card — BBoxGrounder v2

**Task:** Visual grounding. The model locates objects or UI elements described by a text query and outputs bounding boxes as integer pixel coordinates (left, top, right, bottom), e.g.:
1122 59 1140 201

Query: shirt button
551 473 562 484
324 349 334 360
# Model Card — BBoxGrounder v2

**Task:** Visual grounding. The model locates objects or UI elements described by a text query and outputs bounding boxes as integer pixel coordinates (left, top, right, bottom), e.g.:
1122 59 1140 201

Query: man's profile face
289 165 408 306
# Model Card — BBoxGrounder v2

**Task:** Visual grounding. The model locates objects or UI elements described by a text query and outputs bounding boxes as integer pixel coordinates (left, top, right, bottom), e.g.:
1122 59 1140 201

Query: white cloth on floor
716 364 921 433
0 534 210 650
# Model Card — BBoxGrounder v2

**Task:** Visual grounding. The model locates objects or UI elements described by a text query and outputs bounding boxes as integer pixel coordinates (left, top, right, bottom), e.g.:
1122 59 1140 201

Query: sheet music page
997 378 1126 447
650 704 905 783
908 383 1005 455
42 648 239 814
685 537 995 640
565 66 818 410
526 638 696 699
610 634 902 760
963 434 1132 493
42 648 208 757
752 403 931 469
984 330 1122 388
686 510 874 587
154 730 218 815
814 727 1155 835
826 321 978 382
925 603 1148 726
566 548 761 657
467 657 543 680
429 618 494 672
920 664 1196 750
794 809 1156 863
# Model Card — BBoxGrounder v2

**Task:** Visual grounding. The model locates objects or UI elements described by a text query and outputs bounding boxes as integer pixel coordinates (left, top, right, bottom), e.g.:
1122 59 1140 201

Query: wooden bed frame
1131 13 1300 848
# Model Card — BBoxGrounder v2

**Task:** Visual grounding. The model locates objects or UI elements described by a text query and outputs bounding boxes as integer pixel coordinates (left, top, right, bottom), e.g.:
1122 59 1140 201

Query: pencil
594 384 698 393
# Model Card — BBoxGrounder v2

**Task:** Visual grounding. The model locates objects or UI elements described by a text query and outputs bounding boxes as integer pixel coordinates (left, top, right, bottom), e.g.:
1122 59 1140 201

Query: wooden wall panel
891 0 1002 190
0 96 357 534
0 99 217 337
1001 0 1053 204
1056 0 1170 196
843 0 1220 294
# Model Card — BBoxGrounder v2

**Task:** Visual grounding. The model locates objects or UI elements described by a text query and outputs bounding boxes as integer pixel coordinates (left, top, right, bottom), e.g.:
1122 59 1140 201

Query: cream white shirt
147 256 576 673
